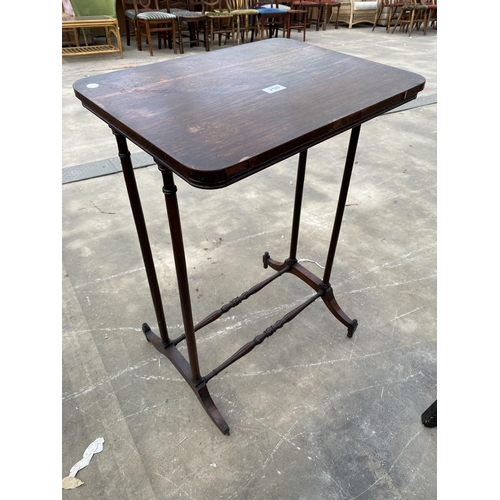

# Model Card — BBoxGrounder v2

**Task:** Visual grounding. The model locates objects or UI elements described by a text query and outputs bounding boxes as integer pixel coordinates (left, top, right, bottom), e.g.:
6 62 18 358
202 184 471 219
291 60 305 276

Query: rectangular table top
73 38 425 189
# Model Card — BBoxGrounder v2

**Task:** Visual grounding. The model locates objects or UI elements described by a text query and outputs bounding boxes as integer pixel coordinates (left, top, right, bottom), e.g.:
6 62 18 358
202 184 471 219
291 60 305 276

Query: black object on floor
421 400 437 428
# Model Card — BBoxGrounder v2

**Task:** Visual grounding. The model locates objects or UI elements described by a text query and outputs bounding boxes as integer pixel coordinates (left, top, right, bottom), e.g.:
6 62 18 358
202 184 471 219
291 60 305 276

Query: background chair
337 0 379 28
372 0 402 32
70 0 117 16
132 0 178 55
391 0 427 36
226 0 259 44
121 0 138 46
420 0 436 34
62 1 78 46
164 0 207 52
254 0 289 40
201 0 236 50
64 0 123 56
287 2 308 41
317 0 341 30
121 0 178 55
290 0 321 31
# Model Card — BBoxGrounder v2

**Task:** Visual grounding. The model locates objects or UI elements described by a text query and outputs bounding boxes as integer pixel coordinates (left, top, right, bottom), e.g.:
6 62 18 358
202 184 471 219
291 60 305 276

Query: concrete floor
62 22 437 500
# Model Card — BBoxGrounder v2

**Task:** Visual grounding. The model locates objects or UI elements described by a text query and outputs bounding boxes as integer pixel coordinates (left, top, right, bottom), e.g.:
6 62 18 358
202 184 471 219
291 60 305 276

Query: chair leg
386 6 395 33
145 23 154 55
136 24 142 51
391 10 403 33
125 20 131 46
372 3 381 30
423 10 429 35
178 24 184 54
408 10 415 36
236 17 241 45
209 20 214 51
171 22 177 54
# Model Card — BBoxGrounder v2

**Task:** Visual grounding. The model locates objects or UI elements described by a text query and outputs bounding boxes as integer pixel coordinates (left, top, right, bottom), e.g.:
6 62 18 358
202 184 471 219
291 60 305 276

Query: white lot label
262 84 286 94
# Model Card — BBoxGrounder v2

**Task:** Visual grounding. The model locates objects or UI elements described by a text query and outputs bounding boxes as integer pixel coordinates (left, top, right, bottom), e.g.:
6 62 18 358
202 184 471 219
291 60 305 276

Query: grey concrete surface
62 22 437 500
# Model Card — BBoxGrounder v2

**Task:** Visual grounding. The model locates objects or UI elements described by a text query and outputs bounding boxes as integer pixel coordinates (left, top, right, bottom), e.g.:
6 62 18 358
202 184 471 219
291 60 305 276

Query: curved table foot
263 252 358 338
347 319 358 338
141 323 230 435
321 288 358 338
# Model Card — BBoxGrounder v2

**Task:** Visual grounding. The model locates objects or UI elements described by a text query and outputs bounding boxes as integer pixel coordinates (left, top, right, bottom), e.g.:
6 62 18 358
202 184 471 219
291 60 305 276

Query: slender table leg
320 125 360 337
322 125 360 285
158 166 201 382
113 129 171 346
263 149 307 269
115 134 229 434
289 150 307 263
264 126 361 337
157 165 229 434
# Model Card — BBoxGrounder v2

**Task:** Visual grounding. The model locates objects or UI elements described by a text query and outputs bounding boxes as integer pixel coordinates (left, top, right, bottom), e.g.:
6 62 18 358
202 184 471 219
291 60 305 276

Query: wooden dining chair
319 0 341 30
420 0 436 34
226 0 259 44
122 0 178 55
290 0 320 31
201 0 236 50
121 0 140 46
287 2 308 41
165 0 207 52
253 0 290 40
391 0 428 36
372 0 402 32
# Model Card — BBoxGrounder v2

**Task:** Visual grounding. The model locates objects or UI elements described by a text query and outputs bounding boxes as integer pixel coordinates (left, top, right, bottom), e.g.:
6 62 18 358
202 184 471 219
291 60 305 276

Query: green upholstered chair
70 0 117 16
67 0 122 53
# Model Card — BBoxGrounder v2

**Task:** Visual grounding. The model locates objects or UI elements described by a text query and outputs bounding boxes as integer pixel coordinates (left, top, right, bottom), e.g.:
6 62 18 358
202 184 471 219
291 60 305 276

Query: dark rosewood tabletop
73 38 425 189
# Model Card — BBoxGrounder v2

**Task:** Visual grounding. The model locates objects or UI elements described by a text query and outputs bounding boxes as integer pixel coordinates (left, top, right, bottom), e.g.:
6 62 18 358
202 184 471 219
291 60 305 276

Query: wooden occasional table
73 38 425 435
62 15 123 58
